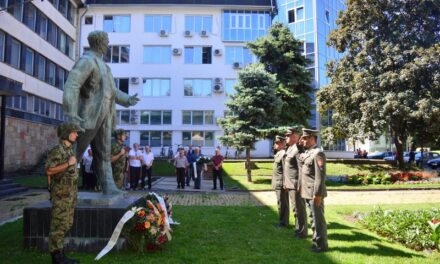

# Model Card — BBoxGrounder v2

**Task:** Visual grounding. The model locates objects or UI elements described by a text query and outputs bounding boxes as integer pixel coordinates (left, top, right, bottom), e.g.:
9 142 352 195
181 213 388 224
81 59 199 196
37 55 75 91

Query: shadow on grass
331 243 420 258
346 164 394 174
253 178 271 185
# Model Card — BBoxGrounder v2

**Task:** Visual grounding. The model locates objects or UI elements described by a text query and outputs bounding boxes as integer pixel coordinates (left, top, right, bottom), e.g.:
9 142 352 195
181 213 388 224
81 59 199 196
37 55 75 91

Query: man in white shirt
141 145 155 190
128 143 142 190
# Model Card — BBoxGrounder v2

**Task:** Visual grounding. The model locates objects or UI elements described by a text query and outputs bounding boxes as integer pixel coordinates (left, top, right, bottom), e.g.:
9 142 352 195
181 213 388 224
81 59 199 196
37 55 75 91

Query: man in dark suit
272 136 289 228
63 31 140 195
283 127 307 238
298 128 328 252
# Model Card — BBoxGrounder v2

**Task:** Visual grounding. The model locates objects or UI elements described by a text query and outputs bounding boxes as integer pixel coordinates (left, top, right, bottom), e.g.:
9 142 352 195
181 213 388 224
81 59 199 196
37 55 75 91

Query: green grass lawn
1 203 439 263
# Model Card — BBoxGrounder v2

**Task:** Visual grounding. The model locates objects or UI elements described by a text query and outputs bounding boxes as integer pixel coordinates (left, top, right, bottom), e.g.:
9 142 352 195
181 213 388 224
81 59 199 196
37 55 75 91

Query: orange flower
157 204 163 211
144 221 151 229
137 210 145 217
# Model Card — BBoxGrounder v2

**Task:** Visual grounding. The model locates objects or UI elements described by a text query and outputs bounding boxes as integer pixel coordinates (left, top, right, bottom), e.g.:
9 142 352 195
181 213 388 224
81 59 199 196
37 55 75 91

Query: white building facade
0 0 82 171
79 0 276 157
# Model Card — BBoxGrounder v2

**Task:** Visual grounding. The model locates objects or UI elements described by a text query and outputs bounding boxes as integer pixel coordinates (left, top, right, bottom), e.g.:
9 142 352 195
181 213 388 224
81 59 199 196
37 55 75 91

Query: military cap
275 135 286 143
285 126 302 136
301 128 319 137
57 122 81 140
113 129 127 138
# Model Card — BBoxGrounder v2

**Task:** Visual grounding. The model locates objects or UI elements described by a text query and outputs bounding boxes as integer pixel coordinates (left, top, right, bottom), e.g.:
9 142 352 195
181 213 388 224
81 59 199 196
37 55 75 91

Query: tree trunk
393 134 405 170
246 146 252 182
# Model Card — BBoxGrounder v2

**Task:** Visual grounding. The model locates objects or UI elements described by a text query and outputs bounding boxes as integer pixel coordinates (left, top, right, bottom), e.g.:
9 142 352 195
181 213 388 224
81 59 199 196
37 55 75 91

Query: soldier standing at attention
298 128 328 252
46 123 81 264
111 129 127 189
283 127 308 238
272 136 289 228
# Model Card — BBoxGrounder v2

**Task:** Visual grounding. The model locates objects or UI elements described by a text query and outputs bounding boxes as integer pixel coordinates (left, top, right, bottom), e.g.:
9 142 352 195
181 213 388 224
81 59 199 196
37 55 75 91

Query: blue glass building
274 0 346 150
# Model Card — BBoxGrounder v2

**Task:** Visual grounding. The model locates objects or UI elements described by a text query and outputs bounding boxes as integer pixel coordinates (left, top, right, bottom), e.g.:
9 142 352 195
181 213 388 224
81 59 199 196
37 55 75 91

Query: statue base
23 192 144 252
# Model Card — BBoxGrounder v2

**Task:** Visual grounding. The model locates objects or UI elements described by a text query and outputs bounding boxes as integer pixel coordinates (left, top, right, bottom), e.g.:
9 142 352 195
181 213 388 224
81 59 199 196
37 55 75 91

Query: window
47 20 58 47
144 15 172 33
45 61 56 85
103 15 130 32
184 79 212 96
23 2 36 31
20 45 34 75
182 111 214 125
184 15 212 33
0 31 4 61
225 79 237 96
56 66 65 90
7 0 23 21
104 45 130 63
85 16 93 25
288 9 295 23
222 10 271 41
125 110 171 125
5 35 21 68
182 131 214 147
142 79 170 96
114 78 129 93
140 131 172 147
58 31 66 54
36 11 48 39
184 46 212 64
225 47 254 65
140 111 150 124
297 7 304 21
143 46 171 64
34 53 46 81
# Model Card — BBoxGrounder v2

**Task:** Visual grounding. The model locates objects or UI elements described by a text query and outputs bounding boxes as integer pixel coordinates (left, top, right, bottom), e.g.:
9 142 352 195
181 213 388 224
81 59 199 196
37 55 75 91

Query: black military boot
62 249 80 264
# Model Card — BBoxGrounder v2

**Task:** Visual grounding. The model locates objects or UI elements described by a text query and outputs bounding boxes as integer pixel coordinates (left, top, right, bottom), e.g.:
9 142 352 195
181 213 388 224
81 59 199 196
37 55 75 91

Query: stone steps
0 179 28 198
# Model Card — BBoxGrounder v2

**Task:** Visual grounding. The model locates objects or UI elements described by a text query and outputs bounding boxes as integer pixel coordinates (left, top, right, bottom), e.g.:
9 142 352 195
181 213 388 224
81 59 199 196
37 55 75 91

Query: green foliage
317 0 440 168
219 63 280 149
360 208 440 251
247 22 313 126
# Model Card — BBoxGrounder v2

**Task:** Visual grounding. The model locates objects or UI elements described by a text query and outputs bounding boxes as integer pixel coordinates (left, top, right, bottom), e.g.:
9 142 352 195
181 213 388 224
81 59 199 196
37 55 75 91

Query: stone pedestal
23 192 143 252
203 164 214 180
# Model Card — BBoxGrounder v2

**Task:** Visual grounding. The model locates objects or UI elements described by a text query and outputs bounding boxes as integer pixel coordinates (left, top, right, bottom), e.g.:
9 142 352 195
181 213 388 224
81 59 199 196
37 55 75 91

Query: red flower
432 219 440 224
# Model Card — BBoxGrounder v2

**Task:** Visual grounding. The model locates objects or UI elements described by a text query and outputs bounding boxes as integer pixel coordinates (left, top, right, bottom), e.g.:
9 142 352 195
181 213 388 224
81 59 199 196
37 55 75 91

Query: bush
359 207 440 251
344 170 436 186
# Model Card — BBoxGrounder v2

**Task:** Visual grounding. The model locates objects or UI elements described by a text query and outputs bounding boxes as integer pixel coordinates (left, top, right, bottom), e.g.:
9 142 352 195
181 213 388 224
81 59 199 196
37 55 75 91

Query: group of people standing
110 129 155 191
173 146 224 190
272 127 328 253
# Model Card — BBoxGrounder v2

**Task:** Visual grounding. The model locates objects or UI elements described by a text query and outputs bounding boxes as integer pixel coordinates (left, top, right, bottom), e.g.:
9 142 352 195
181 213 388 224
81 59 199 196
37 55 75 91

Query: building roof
85 0 273 7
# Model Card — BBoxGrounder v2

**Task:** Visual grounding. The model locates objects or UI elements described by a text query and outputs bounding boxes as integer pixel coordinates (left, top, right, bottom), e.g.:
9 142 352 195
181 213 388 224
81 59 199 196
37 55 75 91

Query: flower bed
122 194 173 252
356 207 440 251
346 171 436 185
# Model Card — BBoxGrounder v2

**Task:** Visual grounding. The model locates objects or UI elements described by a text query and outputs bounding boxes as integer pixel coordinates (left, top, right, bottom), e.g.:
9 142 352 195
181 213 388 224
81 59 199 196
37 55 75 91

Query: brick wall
4 117 58 172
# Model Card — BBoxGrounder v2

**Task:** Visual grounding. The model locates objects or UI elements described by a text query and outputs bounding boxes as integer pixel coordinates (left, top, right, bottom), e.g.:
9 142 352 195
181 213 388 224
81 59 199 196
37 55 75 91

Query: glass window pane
184 16 193 31
152 79 160 96
182 131 191 146
120 46 129 63
204 111 214 125
162 15 171 32
140 131 150 146
182 111 191 124
161 79 170 96
151 111 161 125
192 131 204 147
120 110 129 124
46 61 56 85
47 21 57 46
35 54 46 80
184 80 193 96
140 110 150 124
150 131 161 147
205 131 214 146
184 47 194 64
193 111 203 125
5 36 21 68
194 47 202 64
163 111 171 124
8 0 23 20
23 2 36 31
0 31 4 61
113 15 130 32
162 46 171 63
203 16 212 32
144 15 154 32
194 16 202 32
143 79 152 96
21 46 34 75
36 11 48 39
103 15 113 32
163 131 172 146
112 46 119 63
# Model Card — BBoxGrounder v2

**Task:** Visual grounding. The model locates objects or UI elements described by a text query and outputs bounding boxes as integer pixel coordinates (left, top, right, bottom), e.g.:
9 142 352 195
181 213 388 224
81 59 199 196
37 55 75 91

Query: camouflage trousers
48 194 77 252
112 168 124 189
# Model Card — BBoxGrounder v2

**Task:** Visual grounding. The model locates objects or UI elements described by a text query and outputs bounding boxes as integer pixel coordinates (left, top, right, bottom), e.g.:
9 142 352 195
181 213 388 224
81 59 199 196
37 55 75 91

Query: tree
247 22 313 126
219 64 280 182
317 0 440 169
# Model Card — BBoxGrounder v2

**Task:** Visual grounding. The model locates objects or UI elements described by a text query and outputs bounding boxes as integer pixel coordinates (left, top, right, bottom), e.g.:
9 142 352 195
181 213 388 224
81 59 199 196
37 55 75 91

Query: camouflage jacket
45 141 78 198
111 141 126 174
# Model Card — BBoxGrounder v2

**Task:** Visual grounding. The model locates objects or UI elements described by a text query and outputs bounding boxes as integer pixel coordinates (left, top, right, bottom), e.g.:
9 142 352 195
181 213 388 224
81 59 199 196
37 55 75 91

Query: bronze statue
63 31 139 195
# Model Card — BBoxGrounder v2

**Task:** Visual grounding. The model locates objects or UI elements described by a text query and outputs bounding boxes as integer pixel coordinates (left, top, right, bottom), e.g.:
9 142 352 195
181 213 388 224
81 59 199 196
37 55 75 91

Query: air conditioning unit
184 30 193 37
130 110 140 124
130 77 139 84
214 77 222 84
233 62 242 69
200 30 209 37
159 29 168 37
173 48 182 56
213 83 224 93
214 49 222 56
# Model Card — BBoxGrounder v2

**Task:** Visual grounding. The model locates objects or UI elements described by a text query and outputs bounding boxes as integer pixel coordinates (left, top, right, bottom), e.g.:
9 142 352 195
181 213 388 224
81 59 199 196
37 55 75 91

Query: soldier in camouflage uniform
298 128 328 252
111 129 127 189
283 127 308 238
272 136 289 228
46 123 81 264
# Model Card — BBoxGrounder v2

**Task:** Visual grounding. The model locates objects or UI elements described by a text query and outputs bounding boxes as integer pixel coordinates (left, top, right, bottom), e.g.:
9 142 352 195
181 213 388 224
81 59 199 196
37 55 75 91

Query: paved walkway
1 176 440 225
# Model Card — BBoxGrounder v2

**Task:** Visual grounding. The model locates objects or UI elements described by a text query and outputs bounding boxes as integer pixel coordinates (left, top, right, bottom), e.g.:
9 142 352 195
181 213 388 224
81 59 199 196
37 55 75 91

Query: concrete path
1 176 439 225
